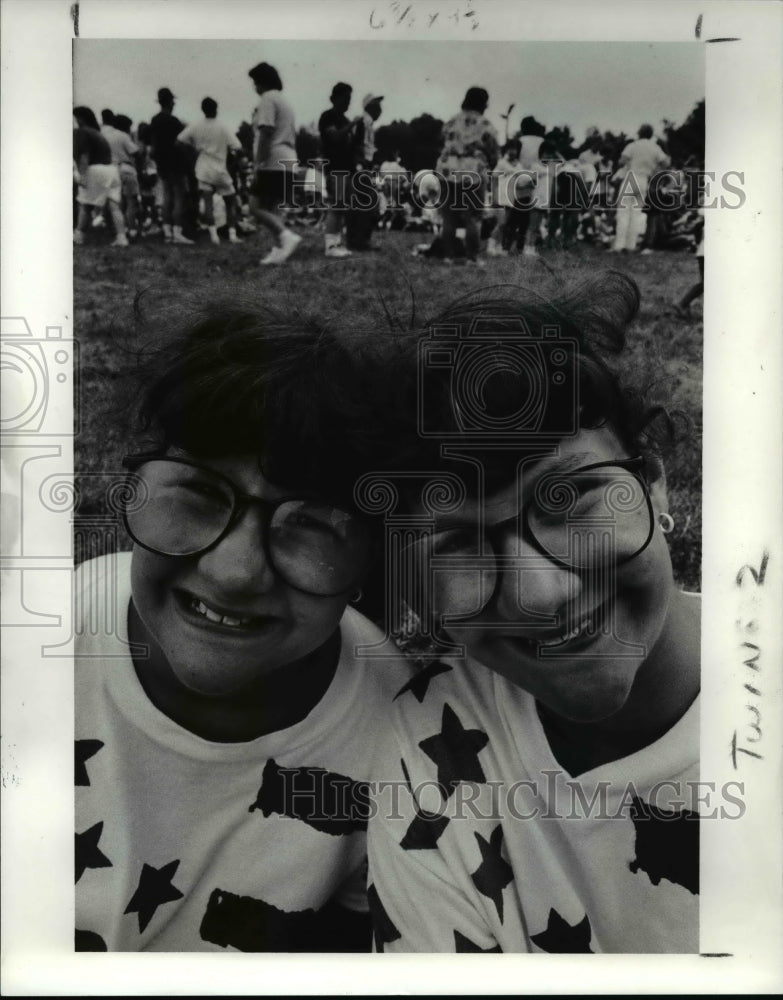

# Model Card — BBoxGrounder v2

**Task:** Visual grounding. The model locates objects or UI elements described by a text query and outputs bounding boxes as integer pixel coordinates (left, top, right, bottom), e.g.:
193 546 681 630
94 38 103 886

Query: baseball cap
362 93 383 109
157 87 175 103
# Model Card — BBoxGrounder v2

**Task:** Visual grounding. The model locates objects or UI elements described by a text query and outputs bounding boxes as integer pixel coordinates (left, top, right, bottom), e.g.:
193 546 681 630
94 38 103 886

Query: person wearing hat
346 94 384 251
246 61 302 265
148 87 195 245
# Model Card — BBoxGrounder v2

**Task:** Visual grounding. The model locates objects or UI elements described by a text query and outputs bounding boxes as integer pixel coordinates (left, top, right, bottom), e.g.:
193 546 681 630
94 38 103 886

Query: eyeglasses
415 459 655 614
120 455 372 596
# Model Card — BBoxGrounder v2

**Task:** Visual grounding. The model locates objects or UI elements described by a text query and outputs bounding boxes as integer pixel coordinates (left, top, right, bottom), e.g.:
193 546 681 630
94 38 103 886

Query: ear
644 452 669 513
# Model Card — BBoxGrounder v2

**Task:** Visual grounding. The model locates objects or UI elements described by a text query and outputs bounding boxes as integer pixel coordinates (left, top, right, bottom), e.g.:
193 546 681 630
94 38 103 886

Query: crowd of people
73 62 705 277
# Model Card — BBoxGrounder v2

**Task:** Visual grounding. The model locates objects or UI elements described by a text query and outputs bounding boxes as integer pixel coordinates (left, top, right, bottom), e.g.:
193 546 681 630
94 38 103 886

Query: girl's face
409 427 676 724
130 452 364 698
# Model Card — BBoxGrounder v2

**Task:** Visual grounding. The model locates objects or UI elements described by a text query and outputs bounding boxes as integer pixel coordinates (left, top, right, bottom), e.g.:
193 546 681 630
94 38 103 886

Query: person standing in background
110 115 142 241
179 97 243 246
318 82 357 259
436 86 499 265
148 87 194 245
610 124 669 253
347 94 384 252
247 61 302 266
73 105 128 247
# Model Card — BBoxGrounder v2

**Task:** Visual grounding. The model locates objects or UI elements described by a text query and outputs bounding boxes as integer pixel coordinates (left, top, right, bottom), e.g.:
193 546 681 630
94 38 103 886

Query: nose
196 505 277 595
491 531 582 623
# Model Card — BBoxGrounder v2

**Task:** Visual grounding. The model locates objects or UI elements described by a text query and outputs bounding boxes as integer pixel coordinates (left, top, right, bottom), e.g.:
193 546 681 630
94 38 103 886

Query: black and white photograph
1 0 781 994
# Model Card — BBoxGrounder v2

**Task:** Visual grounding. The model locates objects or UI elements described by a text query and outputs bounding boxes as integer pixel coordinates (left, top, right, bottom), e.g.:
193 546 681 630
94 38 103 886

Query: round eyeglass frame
427 456 657 573
120 453 371 596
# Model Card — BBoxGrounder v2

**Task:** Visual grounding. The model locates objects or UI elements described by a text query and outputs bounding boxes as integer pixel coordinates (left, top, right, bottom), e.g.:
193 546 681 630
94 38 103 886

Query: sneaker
227 231 243 244
208 227 221 245
237 220 257 234
523 246 539 258
260 245 289 265
73 230 85 245
171 231 195 245
278 230 302 260
325 245 352 259
110 234 129 247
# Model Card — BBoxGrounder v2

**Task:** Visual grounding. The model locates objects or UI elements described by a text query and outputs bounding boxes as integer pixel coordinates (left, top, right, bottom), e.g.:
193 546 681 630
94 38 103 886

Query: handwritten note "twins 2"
730 551 769 770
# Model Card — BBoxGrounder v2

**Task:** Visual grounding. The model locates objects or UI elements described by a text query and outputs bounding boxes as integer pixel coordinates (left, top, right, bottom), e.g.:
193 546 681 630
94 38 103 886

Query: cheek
287 594 348 647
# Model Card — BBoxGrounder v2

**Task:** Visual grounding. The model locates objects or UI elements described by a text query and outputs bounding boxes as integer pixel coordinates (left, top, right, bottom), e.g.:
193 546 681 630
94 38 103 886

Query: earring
350 589 364 604
658 512 675 534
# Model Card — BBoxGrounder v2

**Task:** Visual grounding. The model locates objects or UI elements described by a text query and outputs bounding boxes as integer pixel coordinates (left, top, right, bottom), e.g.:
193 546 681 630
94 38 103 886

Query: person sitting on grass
75 301 411 952
365 273 702 953
179 97 244 246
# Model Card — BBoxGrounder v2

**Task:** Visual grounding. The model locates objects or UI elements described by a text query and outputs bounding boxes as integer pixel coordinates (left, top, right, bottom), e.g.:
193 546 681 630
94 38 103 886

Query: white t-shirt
252 90 297 171
101 124 138 167
367 645 701 953
75 552 411 952
620 137 670 182
178 118 241 181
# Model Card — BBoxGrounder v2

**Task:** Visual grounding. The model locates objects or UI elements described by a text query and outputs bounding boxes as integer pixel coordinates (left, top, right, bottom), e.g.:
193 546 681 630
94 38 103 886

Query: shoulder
339 606 413 697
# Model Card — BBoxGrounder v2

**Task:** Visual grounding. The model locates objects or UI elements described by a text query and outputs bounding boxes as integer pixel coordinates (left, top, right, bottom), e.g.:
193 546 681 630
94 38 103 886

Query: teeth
192 599 254 628
537 615 595 648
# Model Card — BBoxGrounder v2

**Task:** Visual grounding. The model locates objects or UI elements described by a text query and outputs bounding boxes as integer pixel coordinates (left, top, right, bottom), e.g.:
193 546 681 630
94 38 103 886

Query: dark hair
114 114 133 134
638 124 654 139
503 138 521 156
538 141 557 160
101 108 114 125
73 106 99 130
131 301 376 509
330 81 352 101
462 87 489 113
520 115 546 137
201 97 218 117
364 273 674 495
248 62 283 91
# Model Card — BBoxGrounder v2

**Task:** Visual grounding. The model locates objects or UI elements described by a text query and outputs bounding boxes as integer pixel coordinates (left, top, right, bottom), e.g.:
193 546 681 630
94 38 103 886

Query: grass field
74 225 703 590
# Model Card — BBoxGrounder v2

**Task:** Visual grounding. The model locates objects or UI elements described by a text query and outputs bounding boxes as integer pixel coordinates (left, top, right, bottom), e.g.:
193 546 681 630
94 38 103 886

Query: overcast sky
74 39 704 142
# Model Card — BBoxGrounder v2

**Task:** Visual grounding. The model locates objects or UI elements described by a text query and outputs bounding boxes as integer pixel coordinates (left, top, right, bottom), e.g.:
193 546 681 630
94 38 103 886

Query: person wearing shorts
179 97 243 245
247 62 301 265
73 106 127 247
105 114 141 239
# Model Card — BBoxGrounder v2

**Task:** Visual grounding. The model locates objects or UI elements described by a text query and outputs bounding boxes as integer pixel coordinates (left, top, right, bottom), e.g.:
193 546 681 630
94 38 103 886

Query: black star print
531 909 593 953
454 929 502 952
75 739 104 786
394 660 453 702
75 821 112 883
628 795 699 894
400 807 450 851
470 825 513 923
124 859 185 934
367 882 401 953
419 703 488 798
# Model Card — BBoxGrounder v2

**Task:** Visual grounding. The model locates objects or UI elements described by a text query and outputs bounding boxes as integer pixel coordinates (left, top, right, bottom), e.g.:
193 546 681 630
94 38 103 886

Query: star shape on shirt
394 660 453 702
419 702 488 798
530 908 594 953
454 929 502 952
75 821 112 883
75 739 104 786
124 859 185 934
400 807 450 851
470 825 513 923
367 882 401 953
